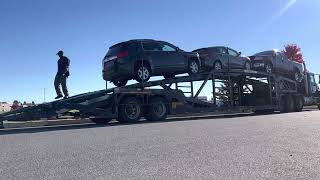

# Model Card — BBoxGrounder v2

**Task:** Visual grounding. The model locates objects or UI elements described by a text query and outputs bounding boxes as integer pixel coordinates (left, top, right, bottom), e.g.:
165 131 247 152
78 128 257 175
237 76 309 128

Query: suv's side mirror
238 52 242 57
175 47 180 52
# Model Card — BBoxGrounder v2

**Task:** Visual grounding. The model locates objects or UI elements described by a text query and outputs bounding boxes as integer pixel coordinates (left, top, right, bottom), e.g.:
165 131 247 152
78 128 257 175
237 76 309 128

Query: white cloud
265 0 297 27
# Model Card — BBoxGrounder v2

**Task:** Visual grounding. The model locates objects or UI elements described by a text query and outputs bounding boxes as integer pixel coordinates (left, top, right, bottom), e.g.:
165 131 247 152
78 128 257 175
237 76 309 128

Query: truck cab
303 71 320 106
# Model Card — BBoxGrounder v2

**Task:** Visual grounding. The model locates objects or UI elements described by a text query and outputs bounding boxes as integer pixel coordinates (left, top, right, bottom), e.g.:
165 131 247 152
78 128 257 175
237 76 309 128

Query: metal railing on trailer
0 69 301 128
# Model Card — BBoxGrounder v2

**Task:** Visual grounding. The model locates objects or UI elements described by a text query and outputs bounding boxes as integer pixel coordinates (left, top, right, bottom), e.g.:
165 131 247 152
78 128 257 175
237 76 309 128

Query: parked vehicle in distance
192 46 251 71
102 39 201 87
249 50 304 82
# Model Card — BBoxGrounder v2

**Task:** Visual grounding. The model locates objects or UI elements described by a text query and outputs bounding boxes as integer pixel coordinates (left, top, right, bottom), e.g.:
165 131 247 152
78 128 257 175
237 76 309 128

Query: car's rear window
106 43 127 57
254 51 274 56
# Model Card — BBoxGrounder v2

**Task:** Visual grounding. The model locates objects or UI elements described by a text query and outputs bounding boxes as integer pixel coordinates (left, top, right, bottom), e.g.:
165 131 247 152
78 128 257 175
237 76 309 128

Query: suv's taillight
117 51 128 59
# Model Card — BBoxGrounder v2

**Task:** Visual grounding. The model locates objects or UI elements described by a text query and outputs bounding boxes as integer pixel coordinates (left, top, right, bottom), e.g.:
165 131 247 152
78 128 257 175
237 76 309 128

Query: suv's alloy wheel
245 62 251 70
135 64 151 82
265 63 272 73
188 60 200 74
214 61 222 70
294 71 302 82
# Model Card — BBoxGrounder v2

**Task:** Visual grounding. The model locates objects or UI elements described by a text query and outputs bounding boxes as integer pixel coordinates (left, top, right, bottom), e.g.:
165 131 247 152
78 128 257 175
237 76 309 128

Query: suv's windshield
228 48 239 57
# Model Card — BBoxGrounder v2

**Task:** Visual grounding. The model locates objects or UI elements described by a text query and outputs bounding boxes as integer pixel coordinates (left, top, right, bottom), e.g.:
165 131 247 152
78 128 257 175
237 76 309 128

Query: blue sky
1 0 320 103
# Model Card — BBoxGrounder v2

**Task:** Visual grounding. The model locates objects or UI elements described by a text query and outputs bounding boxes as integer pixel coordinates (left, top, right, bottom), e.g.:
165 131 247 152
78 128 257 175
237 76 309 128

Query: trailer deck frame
0 69 302 128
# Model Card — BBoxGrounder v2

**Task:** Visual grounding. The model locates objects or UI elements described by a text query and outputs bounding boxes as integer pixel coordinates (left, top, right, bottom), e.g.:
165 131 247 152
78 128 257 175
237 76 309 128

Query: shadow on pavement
0 110 314 135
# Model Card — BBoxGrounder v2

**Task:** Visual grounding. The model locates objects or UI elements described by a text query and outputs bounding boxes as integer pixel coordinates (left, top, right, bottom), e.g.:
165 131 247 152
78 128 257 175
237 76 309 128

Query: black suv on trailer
250 50 304 82
102 39 201 86
193 46 251 71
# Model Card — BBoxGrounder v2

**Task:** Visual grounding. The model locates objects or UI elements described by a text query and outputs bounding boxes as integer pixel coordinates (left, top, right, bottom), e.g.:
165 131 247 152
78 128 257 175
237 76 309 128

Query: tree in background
215 82 230 106
281 44 304 63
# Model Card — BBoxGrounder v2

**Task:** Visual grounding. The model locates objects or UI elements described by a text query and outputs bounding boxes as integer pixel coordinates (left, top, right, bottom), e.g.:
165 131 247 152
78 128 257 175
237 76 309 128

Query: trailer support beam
212 73 216 105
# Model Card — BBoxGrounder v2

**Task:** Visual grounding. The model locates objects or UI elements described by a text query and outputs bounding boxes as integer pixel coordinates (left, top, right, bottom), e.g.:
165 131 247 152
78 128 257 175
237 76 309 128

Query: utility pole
44 88 46 103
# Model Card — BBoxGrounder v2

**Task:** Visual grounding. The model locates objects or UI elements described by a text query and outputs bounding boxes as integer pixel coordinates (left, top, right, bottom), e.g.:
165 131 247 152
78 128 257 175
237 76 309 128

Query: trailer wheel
294 96 303 112
90 117 112 124
254 109 274 114
118 97 142 123
145 97 168 121
279 95 287 113
286 95 295 112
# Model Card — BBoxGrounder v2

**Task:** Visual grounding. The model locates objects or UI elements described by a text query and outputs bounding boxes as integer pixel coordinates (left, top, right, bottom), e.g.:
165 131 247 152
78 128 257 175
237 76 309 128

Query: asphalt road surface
1 111 320 180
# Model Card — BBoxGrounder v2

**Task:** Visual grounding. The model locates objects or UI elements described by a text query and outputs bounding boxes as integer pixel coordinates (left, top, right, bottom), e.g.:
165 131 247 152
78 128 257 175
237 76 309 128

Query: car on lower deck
102 39 201 87
249 50 304 82
192 46 251 71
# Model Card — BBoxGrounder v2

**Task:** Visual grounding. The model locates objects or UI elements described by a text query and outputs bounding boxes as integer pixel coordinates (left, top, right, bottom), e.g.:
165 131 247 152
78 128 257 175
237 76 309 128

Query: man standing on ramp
55 50 70 99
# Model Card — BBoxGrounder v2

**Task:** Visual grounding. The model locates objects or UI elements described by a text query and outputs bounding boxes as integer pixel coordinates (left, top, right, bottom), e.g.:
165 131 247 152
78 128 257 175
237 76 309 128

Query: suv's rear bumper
103 60 132 81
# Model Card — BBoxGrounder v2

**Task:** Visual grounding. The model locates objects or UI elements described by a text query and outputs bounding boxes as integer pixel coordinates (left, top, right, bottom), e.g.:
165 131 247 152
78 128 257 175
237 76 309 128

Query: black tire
213 61 222 70
134 62 151 83
265 63 273 73
254 109 274 114
294 96 304 112
145 97 169 121
286 95 295 112
244 61 251 70
118 97 142 123
279 95 287 113
188 59 200 75
90 117 112 124
164 74 175 79
113 80 128 87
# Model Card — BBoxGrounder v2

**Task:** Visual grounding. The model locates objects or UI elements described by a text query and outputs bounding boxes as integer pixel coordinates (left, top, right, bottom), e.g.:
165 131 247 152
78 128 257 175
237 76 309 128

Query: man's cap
56 50 64 55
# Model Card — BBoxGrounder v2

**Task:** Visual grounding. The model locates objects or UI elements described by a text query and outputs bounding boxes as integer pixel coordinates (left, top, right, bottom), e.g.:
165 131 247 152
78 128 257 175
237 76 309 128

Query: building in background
22 101 36 108
197 96 208 102
0 102 11 112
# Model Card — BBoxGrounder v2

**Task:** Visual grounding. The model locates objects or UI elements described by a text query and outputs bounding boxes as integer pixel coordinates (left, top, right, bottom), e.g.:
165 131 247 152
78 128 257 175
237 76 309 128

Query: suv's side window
216 47 227 54
142 42 161 51
276 52 285 61
160 43 176 52
228 48 238 57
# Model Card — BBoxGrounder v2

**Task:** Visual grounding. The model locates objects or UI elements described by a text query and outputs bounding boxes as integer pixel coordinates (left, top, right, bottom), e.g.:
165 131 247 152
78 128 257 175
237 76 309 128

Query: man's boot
55 94 63 99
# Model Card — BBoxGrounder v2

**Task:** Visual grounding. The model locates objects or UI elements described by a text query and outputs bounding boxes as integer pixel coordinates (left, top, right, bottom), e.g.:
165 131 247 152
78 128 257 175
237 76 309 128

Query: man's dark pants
54 74 69 97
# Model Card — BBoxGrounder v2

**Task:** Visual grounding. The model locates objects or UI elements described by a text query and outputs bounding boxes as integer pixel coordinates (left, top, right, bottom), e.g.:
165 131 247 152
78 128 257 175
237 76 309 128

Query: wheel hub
190 62 199 73
295 72 300 81
215 63 222 70
245 63 250 70
138 66 149 80
124 103 140 119
153 102 165 117
266 65 272 73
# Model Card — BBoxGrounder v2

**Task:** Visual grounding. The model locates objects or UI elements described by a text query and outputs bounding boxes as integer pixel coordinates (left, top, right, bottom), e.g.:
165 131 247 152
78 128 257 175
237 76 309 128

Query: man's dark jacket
57 56 70 76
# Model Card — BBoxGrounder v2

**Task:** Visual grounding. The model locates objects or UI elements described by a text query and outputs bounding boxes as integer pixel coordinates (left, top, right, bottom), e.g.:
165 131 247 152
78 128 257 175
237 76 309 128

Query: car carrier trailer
0 69 311 128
